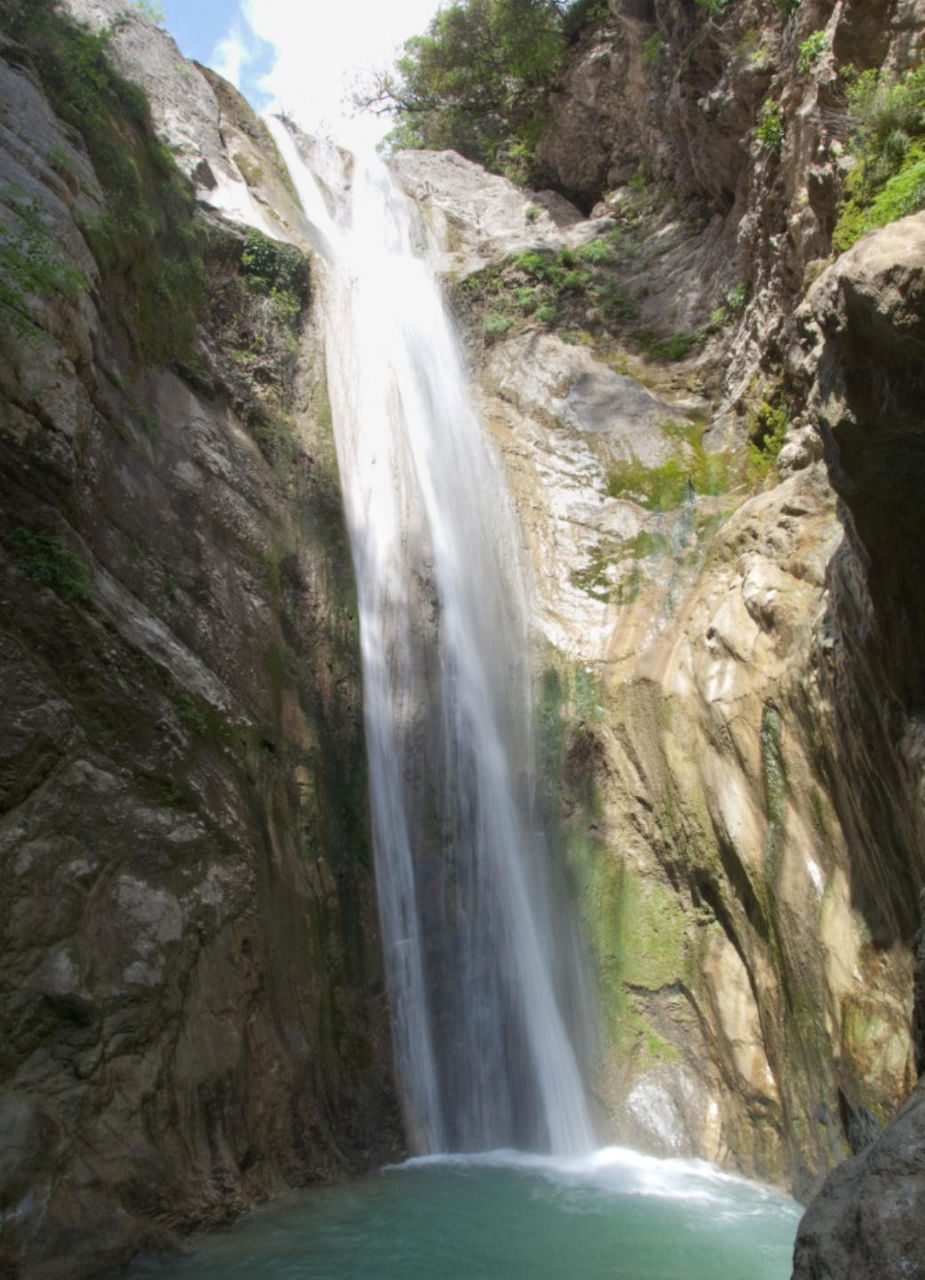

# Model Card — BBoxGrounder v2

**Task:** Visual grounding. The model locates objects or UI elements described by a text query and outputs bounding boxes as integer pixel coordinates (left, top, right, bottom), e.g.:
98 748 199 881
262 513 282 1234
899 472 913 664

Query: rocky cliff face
785 212 925 1279
393 0 925 1214
537 0 925 402
0 4 400 1276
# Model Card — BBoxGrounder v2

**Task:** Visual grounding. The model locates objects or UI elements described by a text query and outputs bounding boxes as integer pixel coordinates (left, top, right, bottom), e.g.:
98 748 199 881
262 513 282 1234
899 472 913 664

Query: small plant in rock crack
797 30 827 74
757 100 784 155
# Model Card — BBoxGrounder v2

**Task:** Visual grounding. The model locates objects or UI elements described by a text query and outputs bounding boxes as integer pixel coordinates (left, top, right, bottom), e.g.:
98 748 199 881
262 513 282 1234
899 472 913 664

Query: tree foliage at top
363 0 606 181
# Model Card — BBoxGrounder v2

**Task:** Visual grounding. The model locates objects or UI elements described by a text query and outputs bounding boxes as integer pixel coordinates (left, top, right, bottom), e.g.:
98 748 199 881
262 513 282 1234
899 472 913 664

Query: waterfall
272 123 595 1157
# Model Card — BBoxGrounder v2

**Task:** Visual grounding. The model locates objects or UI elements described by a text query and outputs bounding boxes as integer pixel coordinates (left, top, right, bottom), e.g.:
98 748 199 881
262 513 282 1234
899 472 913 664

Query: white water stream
271 123 594 1156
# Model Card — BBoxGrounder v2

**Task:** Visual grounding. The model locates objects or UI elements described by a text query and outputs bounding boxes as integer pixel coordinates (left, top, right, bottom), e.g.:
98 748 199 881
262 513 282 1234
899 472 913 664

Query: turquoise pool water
129 1147 800 1279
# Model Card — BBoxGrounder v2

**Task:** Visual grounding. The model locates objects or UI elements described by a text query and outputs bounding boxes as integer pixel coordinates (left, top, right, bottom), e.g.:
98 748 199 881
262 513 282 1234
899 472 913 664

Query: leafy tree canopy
361 0 607 182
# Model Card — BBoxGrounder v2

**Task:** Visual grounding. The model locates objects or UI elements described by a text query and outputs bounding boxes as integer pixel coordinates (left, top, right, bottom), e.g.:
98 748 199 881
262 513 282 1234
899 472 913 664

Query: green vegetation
191 225 311 467
641 32 664 68
607 456 690 511
633 328 696 361
725 281 747 314
568 406 786 608
456 190 719 363
241 230 306 307
369 0 604 180
833 65 925 251
129 0 165 23
796 29 827 74
10 527 92 601
561 0 610 40
44 144 77 180
607 420 734 513
574 237 615 265
569 527 697 607
456 231 640 339
5 0 206 364
736 28 762 57
239 227 309 332
484 310 515 337
133 770 195 811
537 664 692 1069
0 186 84 334
570 539 621 602
709 282 748 330
174 692 209 737
208 227 310 465
694 0 728 17
169 685 238 755
757 100 784 155
567 418 747 605
747 399 789 482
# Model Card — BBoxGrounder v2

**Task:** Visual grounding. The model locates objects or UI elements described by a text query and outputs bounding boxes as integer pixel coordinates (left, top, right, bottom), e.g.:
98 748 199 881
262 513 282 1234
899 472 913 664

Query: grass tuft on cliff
833 65 925 251
1 0 206 364
456 232 641 343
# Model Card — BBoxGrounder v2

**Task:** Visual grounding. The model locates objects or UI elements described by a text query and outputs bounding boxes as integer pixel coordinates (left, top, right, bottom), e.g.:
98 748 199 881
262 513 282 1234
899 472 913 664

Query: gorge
1 0 925 1276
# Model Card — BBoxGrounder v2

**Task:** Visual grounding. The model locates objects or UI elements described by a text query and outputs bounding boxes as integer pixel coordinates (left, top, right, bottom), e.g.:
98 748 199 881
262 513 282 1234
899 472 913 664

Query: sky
158 0 444 142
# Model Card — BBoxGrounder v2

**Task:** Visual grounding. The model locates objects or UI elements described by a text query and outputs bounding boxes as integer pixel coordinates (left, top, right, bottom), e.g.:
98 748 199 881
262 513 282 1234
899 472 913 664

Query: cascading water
272 123 595 1157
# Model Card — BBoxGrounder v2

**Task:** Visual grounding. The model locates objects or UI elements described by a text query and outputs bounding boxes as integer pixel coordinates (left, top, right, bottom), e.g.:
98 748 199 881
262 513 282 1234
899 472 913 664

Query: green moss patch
606 420 735 514
9 526 92 602
568 419 743 608
746 399 789 483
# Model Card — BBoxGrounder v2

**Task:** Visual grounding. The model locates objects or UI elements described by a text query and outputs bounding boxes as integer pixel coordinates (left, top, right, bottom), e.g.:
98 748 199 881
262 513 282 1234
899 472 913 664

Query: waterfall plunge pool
128 1147 799 1279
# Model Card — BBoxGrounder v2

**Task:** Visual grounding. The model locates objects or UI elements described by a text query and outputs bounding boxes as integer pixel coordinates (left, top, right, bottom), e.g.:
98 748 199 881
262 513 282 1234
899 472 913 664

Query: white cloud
209 23 254 90
211 0 443 144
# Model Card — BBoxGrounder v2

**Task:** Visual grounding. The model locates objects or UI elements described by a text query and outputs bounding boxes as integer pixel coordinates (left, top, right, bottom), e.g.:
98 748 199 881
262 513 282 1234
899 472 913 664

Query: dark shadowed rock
792 1081 925 1280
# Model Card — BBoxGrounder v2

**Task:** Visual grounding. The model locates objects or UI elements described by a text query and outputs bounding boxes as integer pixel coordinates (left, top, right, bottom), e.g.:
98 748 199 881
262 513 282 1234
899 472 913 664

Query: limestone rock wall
396 116 925 1203
786 216 925 1276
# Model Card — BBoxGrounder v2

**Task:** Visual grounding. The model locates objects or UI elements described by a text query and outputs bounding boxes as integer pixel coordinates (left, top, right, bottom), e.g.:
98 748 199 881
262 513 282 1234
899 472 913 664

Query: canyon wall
0 5 400 1276
394 0 925 1210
